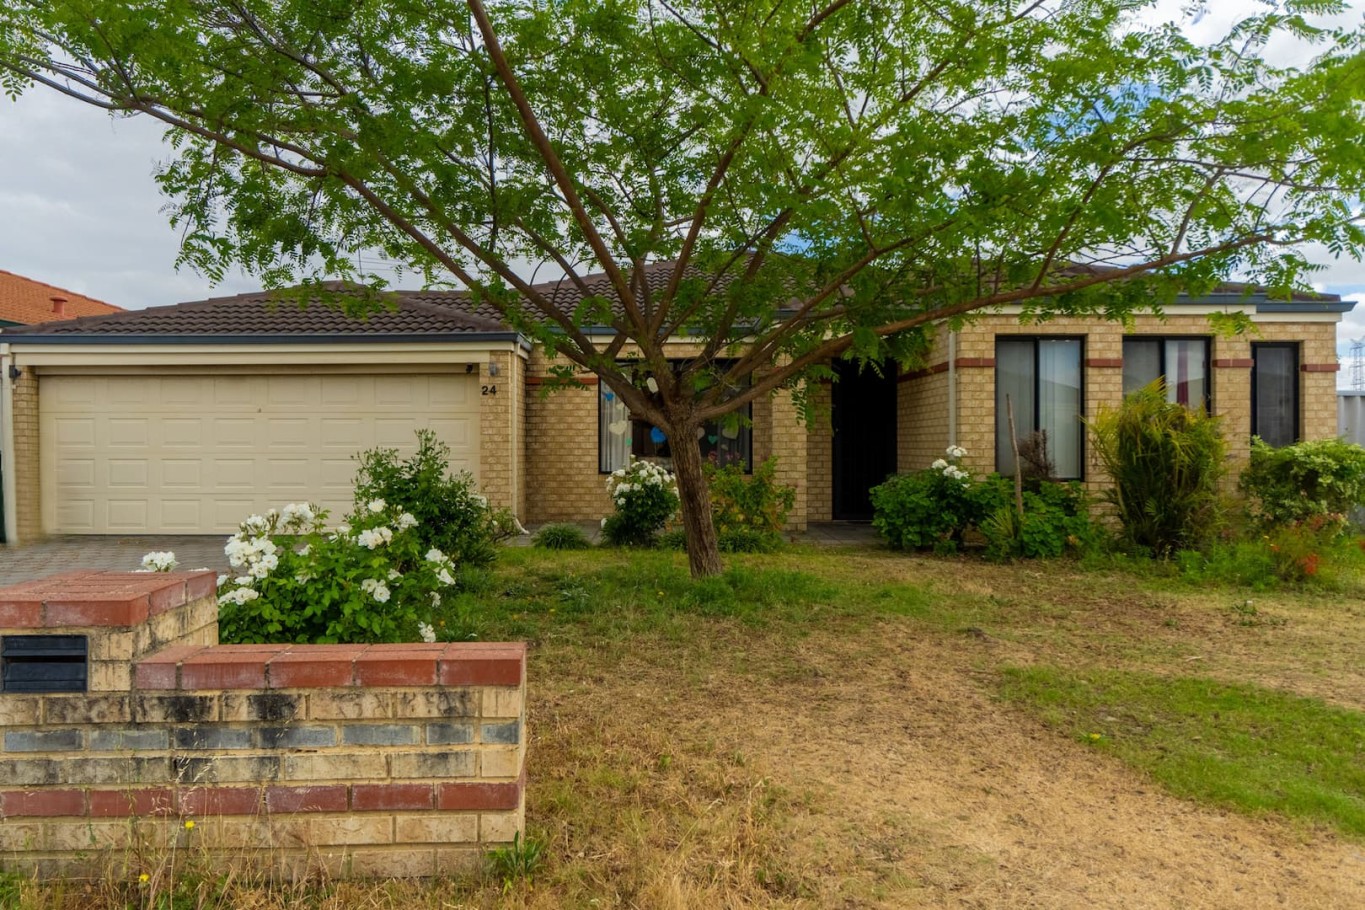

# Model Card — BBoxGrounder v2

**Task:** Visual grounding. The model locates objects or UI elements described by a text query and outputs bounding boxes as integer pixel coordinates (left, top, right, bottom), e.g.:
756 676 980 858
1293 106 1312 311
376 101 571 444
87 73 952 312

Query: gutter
0 331 530 346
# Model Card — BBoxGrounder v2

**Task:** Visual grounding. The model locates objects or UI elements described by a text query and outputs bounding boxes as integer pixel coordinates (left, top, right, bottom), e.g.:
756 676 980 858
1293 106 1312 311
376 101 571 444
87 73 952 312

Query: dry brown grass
11 547 1365 908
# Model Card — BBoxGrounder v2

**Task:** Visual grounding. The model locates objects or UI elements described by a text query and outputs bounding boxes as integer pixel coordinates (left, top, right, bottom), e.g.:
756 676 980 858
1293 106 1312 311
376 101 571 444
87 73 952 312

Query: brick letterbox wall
0 570 526 879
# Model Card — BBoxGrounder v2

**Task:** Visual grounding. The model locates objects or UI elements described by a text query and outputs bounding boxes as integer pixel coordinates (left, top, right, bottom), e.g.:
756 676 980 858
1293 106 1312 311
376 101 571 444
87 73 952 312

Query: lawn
13 544 1365 909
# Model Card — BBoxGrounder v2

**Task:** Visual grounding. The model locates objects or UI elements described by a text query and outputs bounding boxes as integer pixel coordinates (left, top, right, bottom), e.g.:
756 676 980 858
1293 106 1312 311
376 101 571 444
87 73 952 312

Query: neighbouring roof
0 283 516 342
0 270 122 325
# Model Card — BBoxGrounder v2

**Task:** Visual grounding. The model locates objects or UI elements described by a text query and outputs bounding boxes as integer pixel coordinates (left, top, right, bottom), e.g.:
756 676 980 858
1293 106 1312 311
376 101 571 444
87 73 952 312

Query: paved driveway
0 536 229 586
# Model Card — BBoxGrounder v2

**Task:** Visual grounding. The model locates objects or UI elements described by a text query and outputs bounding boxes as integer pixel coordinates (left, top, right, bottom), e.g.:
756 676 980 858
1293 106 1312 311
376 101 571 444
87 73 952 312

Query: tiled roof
0 270 122 324
2 263 1343 341
1 283 511 338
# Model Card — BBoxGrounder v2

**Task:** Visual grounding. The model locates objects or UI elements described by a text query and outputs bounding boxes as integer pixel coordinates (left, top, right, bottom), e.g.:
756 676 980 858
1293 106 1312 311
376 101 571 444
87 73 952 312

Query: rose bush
602 457 679 547
215 500 458 644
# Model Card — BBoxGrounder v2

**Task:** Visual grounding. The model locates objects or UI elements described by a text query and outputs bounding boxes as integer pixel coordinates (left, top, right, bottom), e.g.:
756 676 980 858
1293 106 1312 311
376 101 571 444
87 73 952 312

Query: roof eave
0 331 530 346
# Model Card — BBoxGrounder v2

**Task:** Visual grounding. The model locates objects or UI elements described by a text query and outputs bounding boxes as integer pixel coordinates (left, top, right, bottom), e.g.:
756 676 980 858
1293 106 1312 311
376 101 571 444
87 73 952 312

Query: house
0 270 122 326
0 273 1351 544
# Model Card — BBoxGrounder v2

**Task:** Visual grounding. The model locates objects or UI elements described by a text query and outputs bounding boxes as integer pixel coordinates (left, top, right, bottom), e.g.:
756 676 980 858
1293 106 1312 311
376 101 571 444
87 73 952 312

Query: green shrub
353 429 509 568
216 502 455 644
981 481 1097 560
656 528 689 551
1089 381 1226 556
1239 437 1365 528
602 457 679 547
532 522 593 550
708 457 796 553
871 447 994 553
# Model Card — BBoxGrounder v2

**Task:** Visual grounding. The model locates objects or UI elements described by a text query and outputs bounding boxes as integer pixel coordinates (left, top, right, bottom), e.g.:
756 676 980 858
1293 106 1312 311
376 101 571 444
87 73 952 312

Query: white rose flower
397 512 418 530
947 445 968 459
418 622 437 643
367 498 386 513
216 574 229 588
931 459 948 470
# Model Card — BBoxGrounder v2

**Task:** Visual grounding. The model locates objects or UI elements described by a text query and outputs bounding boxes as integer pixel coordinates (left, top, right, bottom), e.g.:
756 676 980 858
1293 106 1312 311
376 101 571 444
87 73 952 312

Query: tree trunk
669 422 723 577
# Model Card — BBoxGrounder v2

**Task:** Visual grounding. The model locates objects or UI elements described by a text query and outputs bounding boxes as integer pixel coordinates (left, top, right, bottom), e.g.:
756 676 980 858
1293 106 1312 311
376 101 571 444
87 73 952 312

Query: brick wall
805 382 833 523
524 350 610 523
11 369 39 543
478 351 527 516
0 571 526 879
935 314 1343 490
523 348 811 528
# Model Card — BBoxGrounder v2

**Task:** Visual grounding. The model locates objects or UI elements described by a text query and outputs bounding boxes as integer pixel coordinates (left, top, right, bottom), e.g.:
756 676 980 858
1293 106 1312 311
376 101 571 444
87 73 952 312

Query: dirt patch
527 616 1365 908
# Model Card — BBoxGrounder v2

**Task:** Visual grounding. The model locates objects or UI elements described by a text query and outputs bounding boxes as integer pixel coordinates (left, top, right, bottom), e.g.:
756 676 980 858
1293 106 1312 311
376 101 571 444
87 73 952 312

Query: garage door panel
163 418 204 447
56 459 96 488
106 460 149 489
105 500 149 530
162 460 202 488
160 500 205 530
214 418 261 448
42 373 483 534
58 499 95 530
265 417 312 447
54 417 96 446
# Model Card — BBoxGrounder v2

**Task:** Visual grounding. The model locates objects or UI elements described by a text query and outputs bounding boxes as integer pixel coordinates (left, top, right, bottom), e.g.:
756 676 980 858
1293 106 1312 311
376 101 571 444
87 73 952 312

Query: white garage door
40 372 480 534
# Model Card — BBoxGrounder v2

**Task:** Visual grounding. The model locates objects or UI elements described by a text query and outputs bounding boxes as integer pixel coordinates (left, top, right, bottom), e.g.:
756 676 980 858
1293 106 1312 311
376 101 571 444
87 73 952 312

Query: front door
831 360 898 520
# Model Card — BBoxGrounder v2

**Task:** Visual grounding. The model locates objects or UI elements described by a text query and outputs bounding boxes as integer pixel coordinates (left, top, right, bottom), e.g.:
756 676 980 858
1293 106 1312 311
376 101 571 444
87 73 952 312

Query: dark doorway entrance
831 360 898 520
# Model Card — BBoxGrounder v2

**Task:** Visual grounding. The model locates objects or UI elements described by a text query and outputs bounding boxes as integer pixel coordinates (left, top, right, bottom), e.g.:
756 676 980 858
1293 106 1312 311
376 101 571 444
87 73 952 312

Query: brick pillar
478 351 523 516
12 369 40 543
768 389 808 530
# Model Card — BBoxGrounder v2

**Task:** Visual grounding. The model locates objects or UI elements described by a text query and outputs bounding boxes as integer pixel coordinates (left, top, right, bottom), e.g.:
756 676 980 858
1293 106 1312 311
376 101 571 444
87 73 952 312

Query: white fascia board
7 340 525 369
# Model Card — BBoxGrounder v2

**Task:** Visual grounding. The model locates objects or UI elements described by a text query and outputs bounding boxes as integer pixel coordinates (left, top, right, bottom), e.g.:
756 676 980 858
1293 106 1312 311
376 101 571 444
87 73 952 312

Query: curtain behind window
1038 339 1083 478
599 387 631 472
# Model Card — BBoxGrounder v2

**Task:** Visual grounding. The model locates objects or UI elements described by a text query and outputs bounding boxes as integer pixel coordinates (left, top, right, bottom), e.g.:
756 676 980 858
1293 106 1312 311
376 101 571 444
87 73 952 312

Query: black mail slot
1 635 88 693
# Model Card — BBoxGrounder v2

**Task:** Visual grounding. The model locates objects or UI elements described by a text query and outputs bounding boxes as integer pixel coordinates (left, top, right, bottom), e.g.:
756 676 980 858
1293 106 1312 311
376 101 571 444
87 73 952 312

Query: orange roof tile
0 270 122 325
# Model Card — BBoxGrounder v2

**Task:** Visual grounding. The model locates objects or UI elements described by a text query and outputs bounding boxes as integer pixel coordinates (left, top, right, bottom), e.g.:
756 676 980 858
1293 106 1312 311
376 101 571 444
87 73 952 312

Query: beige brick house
0 277 1351 544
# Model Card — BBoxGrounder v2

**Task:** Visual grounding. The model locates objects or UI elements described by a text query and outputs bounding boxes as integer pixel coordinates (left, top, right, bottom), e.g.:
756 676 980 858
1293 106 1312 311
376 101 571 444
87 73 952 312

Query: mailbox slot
1 635 88 693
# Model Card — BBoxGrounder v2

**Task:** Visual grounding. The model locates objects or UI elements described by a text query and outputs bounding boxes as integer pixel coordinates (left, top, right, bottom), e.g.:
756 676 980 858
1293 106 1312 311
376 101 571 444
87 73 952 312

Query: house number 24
481 384 497 396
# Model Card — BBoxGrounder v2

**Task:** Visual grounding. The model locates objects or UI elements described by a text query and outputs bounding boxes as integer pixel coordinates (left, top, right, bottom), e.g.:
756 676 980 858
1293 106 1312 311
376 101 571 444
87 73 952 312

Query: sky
0 1 1362 384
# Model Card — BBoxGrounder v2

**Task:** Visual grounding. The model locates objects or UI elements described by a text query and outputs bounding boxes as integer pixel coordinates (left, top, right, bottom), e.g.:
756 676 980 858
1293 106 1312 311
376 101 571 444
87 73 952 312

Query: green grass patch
999 666 1365 837
431 548 942 647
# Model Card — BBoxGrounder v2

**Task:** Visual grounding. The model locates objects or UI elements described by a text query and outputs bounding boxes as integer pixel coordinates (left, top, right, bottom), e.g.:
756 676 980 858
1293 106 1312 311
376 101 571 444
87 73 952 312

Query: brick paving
0 536 229 586
0 523 880 588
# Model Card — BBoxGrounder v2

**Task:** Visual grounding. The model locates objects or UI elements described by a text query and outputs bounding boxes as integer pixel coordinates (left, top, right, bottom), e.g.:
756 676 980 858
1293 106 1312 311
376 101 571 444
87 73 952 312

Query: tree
3 0 1362 577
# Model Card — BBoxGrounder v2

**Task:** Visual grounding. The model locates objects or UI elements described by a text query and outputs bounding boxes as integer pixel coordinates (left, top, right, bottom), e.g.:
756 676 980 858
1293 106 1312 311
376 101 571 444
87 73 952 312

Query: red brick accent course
266 785 349 814
1302 362 1340 372
352 784 436 811
0 789 87 817
132 642 527 691
0 570 217 628
1086 358 1124 368
438 782 522 812
89 788 176 818
1213 358 1255 368
0 781 526 818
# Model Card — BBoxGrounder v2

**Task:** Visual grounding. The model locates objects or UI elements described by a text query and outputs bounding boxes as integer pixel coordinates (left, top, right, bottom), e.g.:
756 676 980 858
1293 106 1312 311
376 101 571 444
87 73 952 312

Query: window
996 338 1084 479
1252 342 1299 447
1122 337 1210 411
598 365 752 473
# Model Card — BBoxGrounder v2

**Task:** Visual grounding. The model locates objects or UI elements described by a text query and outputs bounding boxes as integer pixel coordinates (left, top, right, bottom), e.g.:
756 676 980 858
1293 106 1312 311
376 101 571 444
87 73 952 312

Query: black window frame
1122 335 1212 413
995 335 1087 481
598 361 754 474
1251 341 1300 447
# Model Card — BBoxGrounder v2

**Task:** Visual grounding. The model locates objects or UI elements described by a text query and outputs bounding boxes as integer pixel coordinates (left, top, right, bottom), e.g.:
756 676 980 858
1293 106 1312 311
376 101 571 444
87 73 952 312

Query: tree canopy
3 0 1363 574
